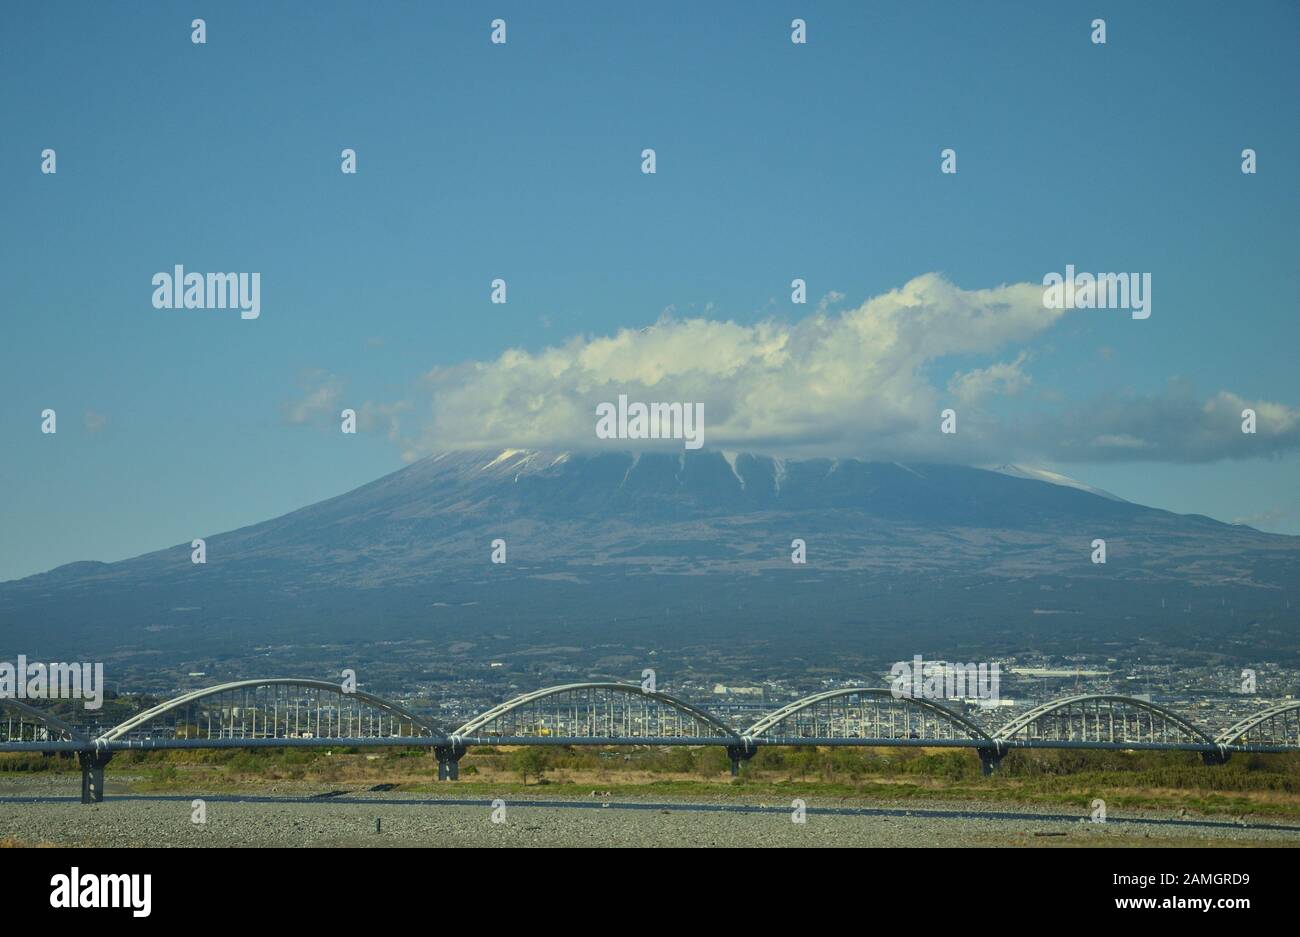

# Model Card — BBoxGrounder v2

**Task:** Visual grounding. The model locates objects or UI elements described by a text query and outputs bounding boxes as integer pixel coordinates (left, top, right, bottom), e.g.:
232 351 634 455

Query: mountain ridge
10 448 1236 584
2 449 1297 664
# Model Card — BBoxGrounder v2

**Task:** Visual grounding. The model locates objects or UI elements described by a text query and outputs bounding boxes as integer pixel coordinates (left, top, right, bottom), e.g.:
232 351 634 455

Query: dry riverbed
1 774 1297 848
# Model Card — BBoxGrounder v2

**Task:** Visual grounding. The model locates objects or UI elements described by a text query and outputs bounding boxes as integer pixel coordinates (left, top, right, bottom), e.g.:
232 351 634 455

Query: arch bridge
1 698 88 750
99 678 441 744
3 679 1297 801
1215 700 1300 749
445 682 742 779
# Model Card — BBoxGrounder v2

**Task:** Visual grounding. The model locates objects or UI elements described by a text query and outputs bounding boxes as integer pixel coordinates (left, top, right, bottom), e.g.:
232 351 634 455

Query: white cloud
948 351 1032 404
390 274 1056 459
282 371 342 426
1030 387 1300 463
1090 434 1153 450
285 274 1300 465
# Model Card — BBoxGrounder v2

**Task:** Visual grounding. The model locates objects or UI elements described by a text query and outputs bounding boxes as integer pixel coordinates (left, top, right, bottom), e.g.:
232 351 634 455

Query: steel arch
1216 700 1300 746
744 687 993 741
0 698 89 743
98 678 443 741
453 682 740 740
995 694 1214 744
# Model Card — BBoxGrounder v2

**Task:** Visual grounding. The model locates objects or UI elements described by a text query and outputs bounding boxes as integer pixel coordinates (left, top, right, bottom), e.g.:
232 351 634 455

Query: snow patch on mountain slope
990 464 1126 502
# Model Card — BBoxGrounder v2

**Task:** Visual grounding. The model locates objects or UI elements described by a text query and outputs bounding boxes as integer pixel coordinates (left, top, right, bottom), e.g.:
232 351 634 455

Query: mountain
3 449 1298 666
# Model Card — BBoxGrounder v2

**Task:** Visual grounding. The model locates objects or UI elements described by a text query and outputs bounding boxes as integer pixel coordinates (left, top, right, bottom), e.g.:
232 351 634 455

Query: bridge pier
1201 748 1231 766
977 747 1006 777
435 741 466 781
726 741 757 777
78 751 112 803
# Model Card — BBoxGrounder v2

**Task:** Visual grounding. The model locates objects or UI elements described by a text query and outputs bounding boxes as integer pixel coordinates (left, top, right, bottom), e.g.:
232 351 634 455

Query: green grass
5 745 1298 820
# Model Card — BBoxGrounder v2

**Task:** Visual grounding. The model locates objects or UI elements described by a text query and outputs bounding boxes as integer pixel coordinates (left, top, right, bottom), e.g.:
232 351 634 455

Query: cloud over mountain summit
289 274 1299 465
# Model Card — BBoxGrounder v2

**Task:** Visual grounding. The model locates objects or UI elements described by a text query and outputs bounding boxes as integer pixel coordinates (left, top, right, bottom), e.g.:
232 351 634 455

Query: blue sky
2 1 1297 581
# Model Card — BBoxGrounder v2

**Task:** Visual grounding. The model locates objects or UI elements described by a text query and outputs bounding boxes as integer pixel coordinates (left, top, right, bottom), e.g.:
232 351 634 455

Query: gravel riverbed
1 775 1296 847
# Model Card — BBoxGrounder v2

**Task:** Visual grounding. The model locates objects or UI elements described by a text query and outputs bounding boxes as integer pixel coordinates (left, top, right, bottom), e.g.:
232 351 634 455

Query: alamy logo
0 656 103 710
151 265 261 319
1042 265 1150 320
50 868 151 917
595 394 704 450
890 655 1000 703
